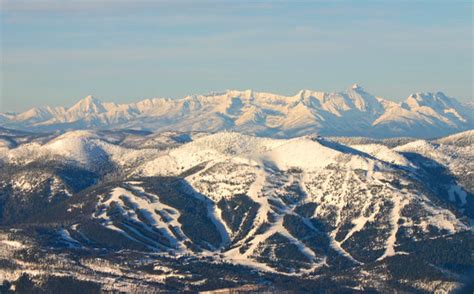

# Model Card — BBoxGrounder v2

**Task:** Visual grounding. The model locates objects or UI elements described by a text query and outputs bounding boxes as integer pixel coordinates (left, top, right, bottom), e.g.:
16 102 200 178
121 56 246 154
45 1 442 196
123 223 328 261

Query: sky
0 0 472 112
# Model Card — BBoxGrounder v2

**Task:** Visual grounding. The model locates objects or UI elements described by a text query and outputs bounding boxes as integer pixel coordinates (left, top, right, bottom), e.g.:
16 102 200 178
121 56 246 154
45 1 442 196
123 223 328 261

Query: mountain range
0 127 473 292
2 84 473 138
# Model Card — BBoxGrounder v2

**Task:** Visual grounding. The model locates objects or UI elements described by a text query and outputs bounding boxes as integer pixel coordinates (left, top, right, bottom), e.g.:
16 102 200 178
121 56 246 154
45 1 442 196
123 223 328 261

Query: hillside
0 128 472 292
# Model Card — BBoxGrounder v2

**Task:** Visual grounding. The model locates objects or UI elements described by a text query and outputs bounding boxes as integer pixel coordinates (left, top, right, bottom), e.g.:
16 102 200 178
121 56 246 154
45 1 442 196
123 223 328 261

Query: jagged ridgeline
0 128 473 292
1 85 473 138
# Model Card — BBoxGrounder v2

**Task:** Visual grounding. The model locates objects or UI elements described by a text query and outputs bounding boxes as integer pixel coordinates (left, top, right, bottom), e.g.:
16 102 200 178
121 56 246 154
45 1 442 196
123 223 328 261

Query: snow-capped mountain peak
1 86 472 138
68 95 106 114
404 91 454 110
350 83 362 90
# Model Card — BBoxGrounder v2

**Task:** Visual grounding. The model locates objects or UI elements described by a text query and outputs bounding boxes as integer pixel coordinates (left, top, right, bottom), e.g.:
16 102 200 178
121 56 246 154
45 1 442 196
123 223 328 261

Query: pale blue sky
1 0 472 112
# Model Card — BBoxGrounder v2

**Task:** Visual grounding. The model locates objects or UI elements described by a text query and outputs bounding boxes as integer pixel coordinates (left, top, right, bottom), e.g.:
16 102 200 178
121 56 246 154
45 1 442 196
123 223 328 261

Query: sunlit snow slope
2 85 473 138
1 129 471 277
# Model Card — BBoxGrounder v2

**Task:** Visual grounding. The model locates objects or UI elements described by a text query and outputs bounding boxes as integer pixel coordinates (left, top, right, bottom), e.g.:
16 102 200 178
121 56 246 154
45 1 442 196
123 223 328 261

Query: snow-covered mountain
0 128 472 292
2 85 473 138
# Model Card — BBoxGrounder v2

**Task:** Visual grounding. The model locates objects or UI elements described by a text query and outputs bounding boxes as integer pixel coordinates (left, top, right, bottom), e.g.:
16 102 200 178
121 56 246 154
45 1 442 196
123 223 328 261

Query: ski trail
301 171 362 265
183 165 232 248
240 165 268 240
117 186 183 247
334 170 351 227
105 224 160 251
377 192 409 261
96 185 191 253
224 166 324 273
214 204 234 241
206 200 231 248
223 166 267 258
340 180 379 244
240 207 315 262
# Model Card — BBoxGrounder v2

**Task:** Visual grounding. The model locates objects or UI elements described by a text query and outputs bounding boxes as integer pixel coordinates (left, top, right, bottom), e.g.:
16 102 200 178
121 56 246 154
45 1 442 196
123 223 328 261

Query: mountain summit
0 128 472 291
68 95 105 114
2 86 473 138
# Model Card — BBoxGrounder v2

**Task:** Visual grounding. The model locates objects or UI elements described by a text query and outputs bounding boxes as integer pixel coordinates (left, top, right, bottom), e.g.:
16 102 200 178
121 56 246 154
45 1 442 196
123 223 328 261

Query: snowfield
1 85 473 138
0 128 472 292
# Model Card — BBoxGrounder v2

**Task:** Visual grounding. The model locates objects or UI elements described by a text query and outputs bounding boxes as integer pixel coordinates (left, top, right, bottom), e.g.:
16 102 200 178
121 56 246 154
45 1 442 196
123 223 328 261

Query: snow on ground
94 185 189 253
448 185 467 205
0 239 25 250
377 194 409 261
2 130 160 171
435 129 474 146
1 129 472 277
137 132 377 178
351 144 413 167
57 228 82 248
222 163 327 274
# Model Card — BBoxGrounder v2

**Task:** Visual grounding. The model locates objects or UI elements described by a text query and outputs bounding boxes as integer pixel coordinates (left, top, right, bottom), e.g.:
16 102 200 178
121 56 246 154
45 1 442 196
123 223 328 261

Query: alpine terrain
1 85 473 139
0 125 472 292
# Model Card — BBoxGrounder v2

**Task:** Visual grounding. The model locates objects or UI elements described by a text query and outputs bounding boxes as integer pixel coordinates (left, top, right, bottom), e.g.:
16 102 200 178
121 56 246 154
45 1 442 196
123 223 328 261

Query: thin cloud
1 0 281 13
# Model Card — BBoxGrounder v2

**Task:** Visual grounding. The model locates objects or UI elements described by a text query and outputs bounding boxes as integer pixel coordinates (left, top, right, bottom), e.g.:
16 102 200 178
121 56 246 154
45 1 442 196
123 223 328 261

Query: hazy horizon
1 3 473 292
1 0 473 112
0 84 470 114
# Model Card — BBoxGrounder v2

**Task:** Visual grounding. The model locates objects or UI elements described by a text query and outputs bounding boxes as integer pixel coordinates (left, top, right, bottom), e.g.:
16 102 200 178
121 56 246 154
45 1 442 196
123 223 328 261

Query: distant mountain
2 85 473 138
0 128 472 292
